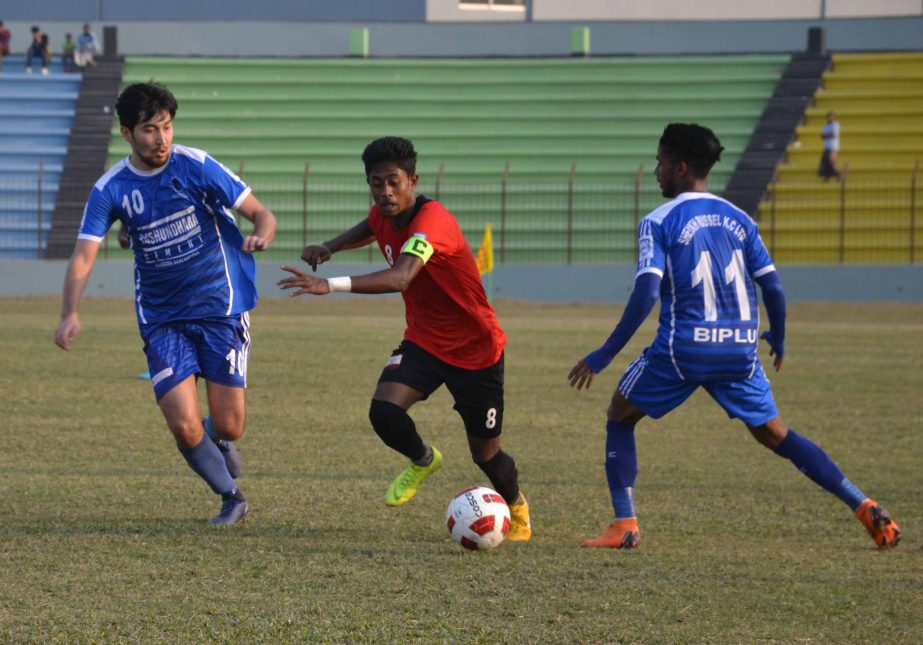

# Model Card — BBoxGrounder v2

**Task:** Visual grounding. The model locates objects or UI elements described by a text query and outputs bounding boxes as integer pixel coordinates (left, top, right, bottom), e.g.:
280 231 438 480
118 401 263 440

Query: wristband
327 276 352 293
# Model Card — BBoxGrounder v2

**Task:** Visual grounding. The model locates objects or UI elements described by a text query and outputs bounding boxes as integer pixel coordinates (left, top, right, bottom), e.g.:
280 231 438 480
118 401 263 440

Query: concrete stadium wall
0 17 920 57
4 0 921 23
5 260 923 304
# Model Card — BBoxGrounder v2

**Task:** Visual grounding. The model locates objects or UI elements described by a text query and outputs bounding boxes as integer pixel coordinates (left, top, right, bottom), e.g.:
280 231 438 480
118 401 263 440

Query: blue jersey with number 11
78 144 256 326
637 192 776 380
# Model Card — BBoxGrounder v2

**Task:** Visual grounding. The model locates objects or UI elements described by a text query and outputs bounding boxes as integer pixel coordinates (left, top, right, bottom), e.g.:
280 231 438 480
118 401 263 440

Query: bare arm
235 193 277 253
301 219 375 270
55 238 100 350
279 252 424 296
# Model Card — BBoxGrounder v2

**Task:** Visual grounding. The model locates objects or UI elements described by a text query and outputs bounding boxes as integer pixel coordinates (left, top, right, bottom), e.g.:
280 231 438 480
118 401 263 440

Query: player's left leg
583 351 696 549
191 315 253 524
750 417 900 549
449 353 530 541
204 382 245 479
709 369 900 549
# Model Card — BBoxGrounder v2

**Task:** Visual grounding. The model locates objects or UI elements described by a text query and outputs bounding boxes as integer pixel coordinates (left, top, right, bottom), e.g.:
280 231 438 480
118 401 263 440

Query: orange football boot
855 499 901 549
581 518 641 549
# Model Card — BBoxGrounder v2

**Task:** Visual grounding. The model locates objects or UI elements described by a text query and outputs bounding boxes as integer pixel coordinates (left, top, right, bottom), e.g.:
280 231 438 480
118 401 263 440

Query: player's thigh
205 380 246 441
141 321 202 402
195 315 250 390
157 374 204 448
374 341 442 408
703 367 779 428
446 354 504 441
618 351 697 420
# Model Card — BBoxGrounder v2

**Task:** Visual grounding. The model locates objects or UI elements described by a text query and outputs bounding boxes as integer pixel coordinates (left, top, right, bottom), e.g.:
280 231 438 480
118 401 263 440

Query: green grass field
1 296 921 643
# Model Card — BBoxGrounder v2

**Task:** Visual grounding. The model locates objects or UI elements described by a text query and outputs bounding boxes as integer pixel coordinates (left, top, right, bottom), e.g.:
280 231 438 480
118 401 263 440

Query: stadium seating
108 55 788 262
757 52 923 263
0 55 80 258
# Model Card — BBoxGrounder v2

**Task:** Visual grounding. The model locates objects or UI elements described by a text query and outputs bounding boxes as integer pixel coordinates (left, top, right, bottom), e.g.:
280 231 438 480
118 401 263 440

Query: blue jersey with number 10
78 144 256 326
637 191 776 381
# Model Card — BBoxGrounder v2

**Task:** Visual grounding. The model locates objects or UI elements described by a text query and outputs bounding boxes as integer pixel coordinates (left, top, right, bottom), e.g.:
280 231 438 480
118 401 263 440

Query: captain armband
400 235 434 264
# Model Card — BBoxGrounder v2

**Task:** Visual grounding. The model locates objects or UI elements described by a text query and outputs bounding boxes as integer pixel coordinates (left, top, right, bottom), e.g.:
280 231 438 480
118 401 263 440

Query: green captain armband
401 235 434 264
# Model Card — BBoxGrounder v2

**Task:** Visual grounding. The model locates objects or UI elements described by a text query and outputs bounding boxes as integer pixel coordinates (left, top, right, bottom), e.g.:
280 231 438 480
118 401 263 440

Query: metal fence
762 162 921 264
2 162 920 264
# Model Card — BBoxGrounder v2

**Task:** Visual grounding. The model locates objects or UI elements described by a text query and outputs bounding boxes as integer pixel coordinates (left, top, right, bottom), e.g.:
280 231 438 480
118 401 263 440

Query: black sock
476 450 520 505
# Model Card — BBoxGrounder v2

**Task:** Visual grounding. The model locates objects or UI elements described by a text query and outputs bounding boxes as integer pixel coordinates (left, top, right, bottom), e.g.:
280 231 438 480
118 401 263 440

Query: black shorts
378 340 504 439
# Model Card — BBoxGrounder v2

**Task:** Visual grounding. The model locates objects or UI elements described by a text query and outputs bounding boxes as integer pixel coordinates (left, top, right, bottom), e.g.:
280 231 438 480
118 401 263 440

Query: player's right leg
582 352 693 549
370 359 437 507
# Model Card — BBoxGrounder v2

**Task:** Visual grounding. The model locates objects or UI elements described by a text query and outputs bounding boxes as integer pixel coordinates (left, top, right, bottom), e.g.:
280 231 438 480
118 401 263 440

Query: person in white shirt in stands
818 111 842 182
74 23 101 68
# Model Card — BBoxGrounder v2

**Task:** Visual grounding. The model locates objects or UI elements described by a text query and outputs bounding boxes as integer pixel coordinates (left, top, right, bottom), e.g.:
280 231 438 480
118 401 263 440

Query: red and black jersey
367 196 506 370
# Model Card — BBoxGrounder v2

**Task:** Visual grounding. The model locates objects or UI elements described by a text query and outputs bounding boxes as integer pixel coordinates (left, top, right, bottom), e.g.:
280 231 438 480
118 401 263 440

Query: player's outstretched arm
756 271 786 372
236 193 277 253
568 272 661 390
302 219 375 271
55 239 100 350
279 253 424 297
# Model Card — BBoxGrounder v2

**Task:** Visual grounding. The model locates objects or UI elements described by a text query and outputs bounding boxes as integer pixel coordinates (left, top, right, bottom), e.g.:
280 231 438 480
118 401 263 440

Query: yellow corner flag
474 222 494 276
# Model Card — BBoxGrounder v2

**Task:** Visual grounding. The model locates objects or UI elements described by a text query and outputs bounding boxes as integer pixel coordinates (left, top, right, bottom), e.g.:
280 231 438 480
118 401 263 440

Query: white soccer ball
446 486 510 550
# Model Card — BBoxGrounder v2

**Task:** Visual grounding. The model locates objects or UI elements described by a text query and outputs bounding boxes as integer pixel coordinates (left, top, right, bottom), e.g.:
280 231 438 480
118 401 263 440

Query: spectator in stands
62 33 76 73
0 21 11 72
26 25 49 75
818 111 842 182
75 22 100 68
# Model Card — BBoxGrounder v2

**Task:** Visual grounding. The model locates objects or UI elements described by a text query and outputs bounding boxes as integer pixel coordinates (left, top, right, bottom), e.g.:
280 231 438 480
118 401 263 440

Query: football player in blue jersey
54 82 277 525
568 123 900 550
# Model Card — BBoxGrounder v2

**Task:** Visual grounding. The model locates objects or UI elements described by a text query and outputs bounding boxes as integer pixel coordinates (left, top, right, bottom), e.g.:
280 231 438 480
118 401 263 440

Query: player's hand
568 359 596 391
117 225 130 249
242 235 270 253
301 244 332 271
55 314 81 350
761 330 784 372
277 265 331 296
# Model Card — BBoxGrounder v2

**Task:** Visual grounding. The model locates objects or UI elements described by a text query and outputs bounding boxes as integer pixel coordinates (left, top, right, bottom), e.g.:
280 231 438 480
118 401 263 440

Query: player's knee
169 418 205 450
369 399 410 441
456 405 502 440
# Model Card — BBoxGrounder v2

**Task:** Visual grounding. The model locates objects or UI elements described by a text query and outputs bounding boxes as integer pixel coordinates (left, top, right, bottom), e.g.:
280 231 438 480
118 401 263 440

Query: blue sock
605 420 638 519
203 415 219 443
774 429 867 511
180 435 236 496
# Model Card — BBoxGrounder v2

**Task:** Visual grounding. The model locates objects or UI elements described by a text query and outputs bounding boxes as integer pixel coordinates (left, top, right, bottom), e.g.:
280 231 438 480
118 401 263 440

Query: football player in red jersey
278 137 531 540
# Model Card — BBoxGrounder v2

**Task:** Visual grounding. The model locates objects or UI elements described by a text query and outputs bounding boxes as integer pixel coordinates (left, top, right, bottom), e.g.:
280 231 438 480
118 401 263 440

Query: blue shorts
140 313 251 401
618 349 778 427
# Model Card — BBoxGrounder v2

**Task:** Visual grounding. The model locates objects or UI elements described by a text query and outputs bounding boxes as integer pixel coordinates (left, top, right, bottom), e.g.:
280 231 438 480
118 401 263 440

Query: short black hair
658 123 724 178
115 81 178 132
362 136 417 177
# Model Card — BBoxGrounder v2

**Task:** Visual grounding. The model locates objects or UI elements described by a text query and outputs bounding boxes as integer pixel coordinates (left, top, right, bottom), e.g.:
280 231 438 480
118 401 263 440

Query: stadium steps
757 52 923 264
0 57 79 258
723 53 831 216
46 59 125 259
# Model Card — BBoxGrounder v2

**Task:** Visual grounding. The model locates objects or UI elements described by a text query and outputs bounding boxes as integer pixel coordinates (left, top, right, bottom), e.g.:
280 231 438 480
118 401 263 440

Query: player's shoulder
416 198 458 225
171 144 209 165
643 192 753 225
92 158 132 193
